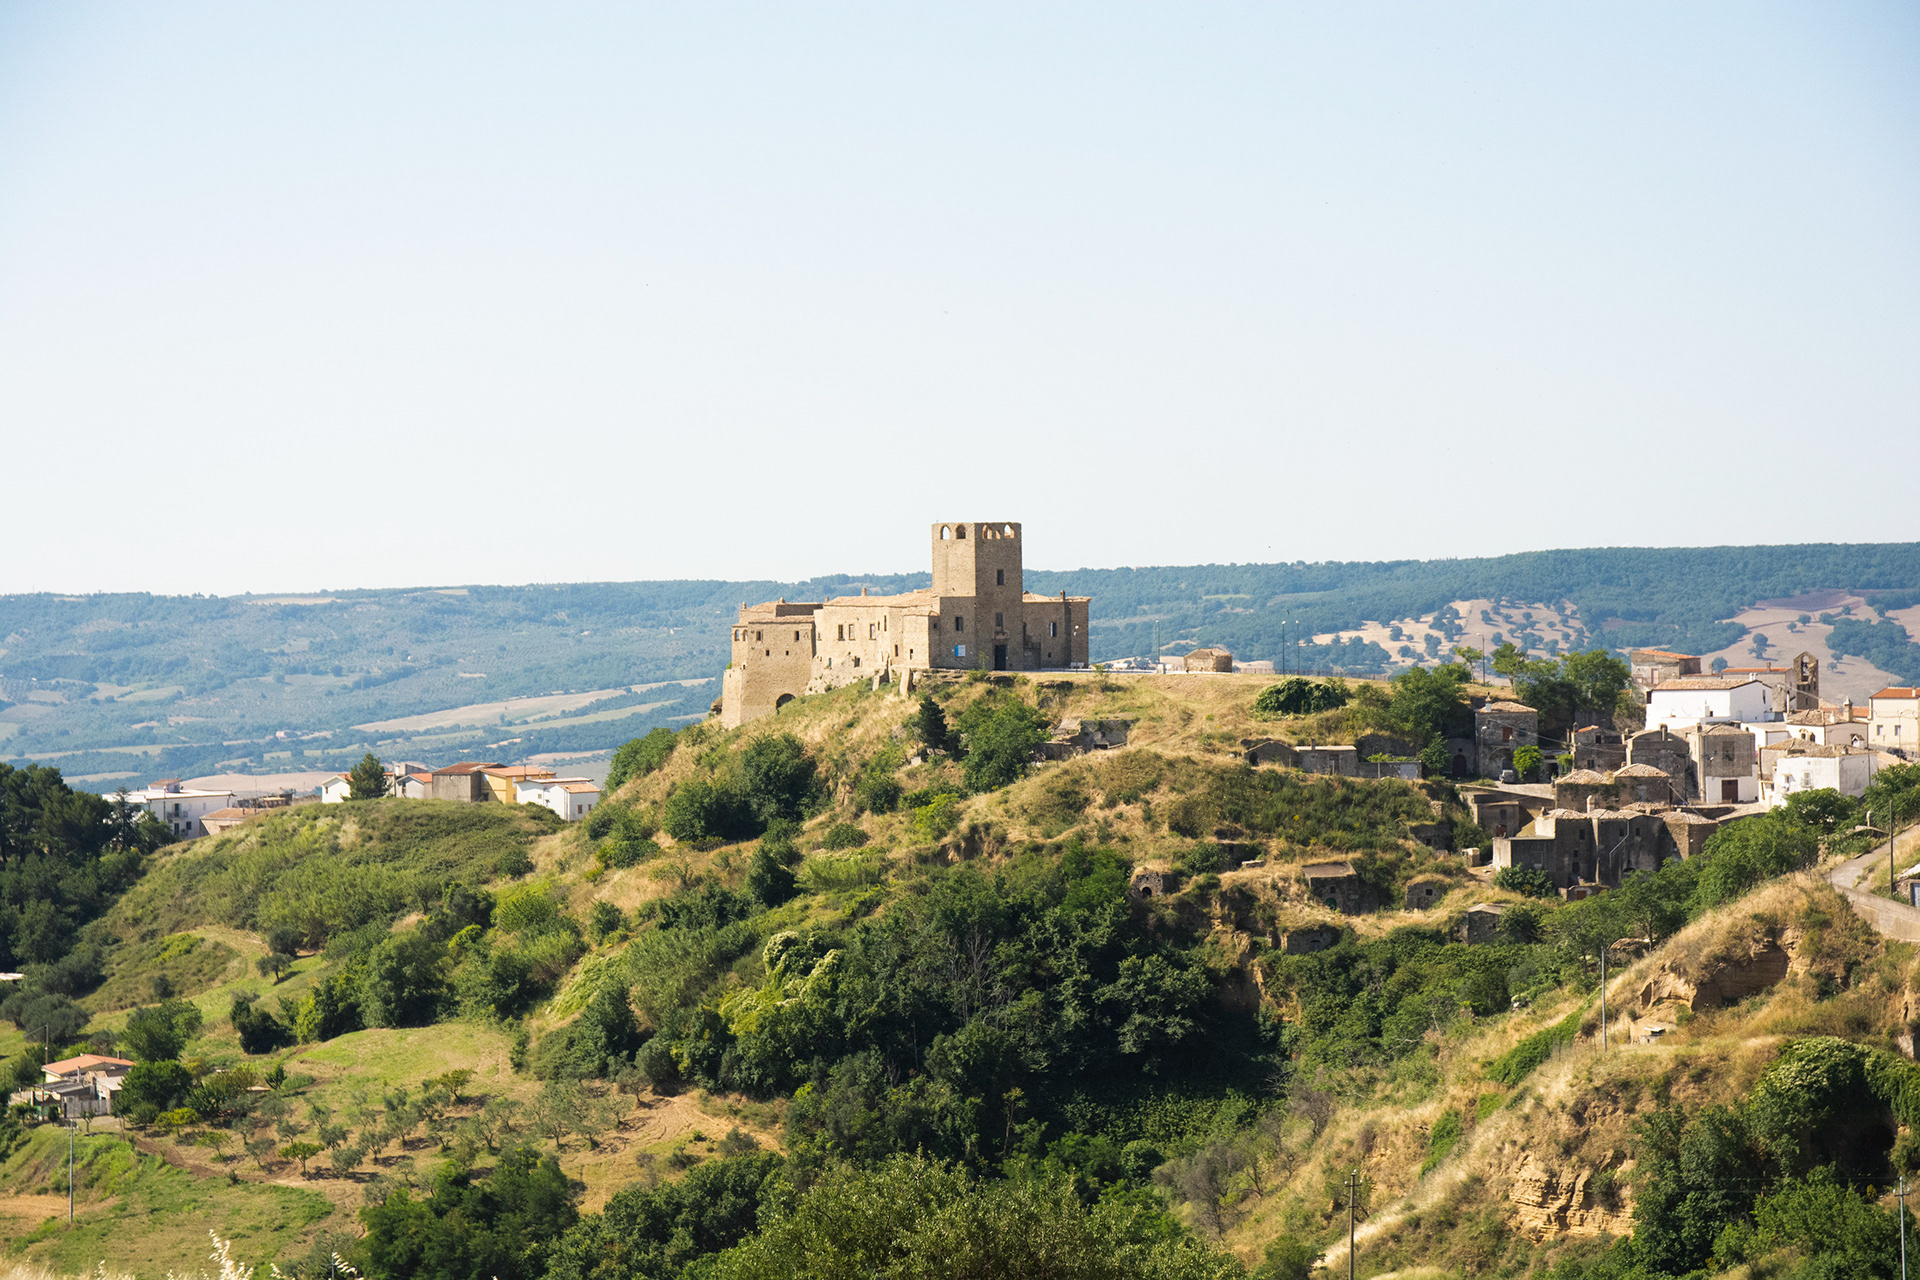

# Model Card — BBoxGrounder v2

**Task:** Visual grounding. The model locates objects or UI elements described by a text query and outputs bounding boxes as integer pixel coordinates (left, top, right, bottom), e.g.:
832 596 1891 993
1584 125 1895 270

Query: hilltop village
1 519 1914 1278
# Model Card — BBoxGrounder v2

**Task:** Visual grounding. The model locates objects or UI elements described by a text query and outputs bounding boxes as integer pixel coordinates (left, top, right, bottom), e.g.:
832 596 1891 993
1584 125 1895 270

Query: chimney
861 586 868 597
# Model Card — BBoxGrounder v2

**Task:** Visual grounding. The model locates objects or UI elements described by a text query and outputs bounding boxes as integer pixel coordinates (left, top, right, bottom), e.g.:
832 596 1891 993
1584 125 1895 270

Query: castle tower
931 522 1026 671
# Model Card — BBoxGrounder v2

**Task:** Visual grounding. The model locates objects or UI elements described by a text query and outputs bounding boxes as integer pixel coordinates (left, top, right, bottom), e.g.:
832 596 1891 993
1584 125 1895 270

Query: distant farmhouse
721 521 1092 729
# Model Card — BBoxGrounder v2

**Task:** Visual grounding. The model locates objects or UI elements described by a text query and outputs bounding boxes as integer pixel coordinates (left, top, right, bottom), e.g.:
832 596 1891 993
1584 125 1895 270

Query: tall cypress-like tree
347 753 389 800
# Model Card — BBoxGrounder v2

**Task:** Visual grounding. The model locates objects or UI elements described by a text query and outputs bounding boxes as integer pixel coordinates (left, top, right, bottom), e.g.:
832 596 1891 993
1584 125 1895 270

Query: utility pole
1900 1175 1908 1280
1345 1169 1359 1280
1600 946 1607 1051
67 1112 74 1225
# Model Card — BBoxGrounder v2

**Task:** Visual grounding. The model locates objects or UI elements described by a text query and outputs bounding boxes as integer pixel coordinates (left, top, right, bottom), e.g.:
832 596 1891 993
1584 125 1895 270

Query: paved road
1827 825 1920 943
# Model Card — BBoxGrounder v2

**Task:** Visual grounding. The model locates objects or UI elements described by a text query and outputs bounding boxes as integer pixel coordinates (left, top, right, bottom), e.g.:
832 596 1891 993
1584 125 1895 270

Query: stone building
1630 649 1701 693
1303 860 1368 913
1689 723 1758 805
1493 807 1676 891
1475 701 1540 777
1572 725 1626 773
1661 810 1719 860
1613 763 1677 806
720 522 1093 729
428 761 505 803
1177 647 1235 673
1465 790 1535 839
1463 903 1507 945
1627 726 1695 798
1405 878 1447 910
1553 770 1617 813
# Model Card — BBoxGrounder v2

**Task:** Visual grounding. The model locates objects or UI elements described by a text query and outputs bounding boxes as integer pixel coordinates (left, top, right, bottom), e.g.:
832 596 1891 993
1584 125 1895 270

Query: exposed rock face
1636 936 1792 1012
1281 924 1340 954
1509 1154 1631 1239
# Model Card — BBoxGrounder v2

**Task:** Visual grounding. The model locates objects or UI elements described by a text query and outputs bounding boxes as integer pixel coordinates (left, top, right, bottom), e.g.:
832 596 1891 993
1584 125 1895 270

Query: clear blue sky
1 3 1915 596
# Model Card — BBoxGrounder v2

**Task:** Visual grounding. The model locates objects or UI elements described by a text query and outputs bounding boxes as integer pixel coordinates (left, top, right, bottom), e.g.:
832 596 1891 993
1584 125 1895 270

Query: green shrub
1420 1109 1462 1174
1181 844 1224 876
1493 866 1557 898
1253 678 1350 717
854 772 903 815
1486 1005 1584 1086
821 822 869 851
607 728 678 792
955 698 1049 792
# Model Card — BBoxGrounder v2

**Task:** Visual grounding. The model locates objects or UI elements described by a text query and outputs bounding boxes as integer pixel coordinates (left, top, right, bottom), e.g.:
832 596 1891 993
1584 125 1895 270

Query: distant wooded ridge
4 541 1918 782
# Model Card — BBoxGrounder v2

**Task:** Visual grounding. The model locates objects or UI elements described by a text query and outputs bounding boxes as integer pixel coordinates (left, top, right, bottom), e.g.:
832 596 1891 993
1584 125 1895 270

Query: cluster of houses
8 1052 135 1119
1217 643 1911 915
111 757 604 844
319 760 602 822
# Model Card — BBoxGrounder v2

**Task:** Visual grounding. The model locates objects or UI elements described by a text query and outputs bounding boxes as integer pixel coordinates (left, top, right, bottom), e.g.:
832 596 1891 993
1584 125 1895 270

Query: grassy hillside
8 541 1920 786
2 668 1912 1277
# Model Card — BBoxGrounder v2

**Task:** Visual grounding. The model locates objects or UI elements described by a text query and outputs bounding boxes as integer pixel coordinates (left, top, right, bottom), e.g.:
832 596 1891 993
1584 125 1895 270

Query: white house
1643 677 1774 734
119 781 237 839
322 764 432 802
1763 743 1879 808
1869 687 1920 758
513 777 602 821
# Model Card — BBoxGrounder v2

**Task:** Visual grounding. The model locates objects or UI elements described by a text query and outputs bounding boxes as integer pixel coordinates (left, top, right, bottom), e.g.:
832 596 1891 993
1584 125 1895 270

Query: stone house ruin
1174 647 1234 673
1405 878 1447 910
1280 923 1340 954
1128 868 1168 900
1627 726 1695 798
721 521 1093 728
1466 791 1534 840
1613 763 1676 806
1475 701 1539 777
1572 725 1626 772
1553 770 1617 812
1630 648 1701 693
1037 718 1135 761
1493 808 1678 892
1303 860 1368 913
1463 903 1506 944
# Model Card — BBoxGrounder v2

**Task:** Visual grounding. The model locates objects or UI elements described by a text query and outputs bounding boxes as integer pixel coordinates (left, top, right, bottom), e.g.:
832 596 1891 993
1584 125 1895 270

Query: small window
853 657 861 668
955 616 964 632
994 612 1003 630
996 569 1004 586
955 524 967 539
1049 621 1057 638
1502 727 1513 742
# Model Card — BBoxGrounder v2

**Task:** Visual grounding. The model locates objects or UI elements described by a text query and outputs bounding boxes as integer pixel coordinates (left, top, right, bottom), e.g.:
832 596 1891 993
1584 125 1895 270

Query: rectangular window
869 624 876 640
994 612 1003 630
996 569 1004 586
955 616 964 632
1049 621 1057 638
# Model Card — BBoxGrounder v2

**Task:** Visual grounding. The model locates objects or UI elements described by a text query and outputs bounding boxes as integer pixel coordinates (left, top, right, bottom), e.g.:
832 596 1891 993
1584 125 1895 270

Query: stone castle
719 521 1092 728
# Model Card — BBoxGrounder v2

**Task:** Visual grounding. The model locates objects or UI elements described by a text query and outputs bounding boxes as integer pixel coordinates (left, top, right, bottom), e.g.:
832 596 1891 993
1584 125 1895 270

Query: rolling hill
5 541 1920 790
